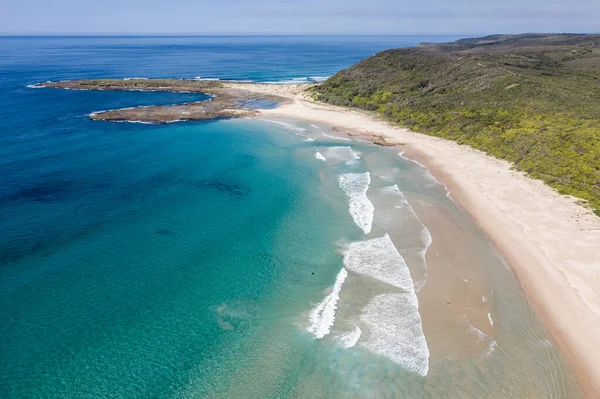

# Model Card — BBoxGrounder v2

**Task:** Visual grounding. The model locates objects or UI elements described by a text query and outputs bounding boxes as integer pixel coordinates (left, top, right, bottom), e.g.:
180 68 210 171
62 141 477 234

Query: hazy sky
1 0 597 35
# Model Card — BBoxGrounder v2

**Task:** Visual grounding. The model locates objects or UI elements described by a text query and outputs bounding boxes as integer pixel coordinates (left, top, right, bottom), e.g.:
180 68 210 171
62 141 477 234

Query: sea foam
338 172 374 234
193 76 221 81
306 268 348 339
360 293 430 376
261 119 307 132
343 234 414 291
323 132 351 141
315 150 326 161
324 146 359 162
337 326 362 348
343 234 429 375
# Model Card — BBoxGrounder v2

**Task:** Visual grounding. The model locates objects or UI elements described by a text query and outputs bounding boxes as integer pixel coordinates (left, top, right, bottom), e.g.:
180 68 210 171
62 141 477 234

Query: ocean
0 36 583 398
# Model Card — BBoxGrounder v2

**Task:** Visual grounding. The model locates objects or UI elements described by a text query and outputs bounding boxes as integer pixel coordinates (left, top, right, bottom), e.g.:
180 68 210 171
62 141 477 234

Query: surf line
306 268 348 339
337 325 362 348
344 234 430 376
338 172 374 234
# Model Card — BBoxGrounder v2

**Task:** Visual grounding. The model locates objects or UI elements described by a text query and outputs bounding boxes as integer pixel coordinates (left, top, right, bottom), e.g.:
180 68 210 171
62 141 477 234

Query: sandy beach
225 82 600 396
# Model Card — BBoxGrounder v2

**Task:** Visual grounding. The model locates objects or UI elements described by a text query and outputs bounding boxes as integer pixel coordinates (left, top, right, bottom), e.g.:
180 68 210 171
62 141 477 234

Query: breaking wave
306 268 348 339
323 146 359 162
338 172 374 234
261 119 307 132
360 293 429 376
343 234 429 375
323 132 351 141
343 234 414 291
337 326 362 348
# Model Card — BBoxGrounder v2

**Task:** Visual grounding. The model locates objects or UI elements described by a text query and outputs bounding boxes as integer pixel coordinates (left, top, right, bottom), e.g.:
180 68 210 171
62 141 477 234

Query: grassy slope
311 34 600 215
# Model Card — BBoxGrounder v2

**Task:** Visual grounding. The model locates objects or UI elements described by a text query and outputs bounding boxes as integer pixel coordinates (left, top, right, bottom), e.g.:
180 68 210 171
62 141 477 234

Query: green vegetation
311 34 600 214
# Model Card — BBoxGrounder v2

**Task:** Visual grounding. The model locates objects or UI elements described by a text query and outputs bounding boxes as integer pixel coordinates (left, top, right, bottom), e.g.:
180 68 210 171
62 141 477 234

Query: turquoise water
0 36 583 398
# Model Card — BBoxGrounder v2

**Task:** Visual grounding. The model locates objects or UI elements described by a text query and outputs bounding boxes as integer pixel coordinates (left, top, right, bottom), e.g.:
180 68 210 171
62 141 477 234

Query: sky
1 0 598 35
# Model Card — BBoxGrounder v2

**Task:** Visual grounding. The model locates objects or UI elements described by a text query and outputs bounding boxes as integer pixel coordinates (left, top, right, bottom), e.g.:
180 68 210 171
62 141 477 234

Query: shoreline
228 82 600 397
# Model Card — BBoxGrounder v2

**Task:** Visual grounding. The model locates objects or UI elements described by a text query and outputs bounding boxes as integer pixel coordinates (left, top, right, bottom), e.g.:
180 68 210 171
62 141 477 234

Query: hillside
311 34 600 215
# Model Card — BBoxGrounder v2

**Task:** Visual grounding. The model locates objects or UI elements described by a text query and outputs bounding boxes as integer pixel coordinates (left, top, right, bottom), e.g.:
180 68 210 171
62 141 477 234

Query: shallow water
247 119 583 398
0 36 583 398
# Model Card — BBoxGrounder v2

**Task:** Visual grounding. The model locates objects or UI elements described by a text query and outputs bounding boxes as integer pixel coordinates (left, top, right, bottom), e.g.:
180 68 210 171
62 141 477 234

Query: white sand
226 82 600 395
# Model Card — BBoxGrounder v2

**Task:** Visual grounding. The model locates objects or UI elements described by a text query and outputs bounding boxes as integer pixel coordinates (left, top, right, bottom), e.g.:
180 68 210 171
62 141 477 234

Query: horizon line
0 31 596 37
0 33 477 37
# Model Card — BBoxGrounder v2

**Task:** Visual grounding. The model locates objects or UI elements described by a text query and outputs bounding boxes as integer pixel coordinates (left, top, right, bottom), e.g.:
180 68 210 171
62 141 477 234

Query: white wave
482 295 488 303
265 76 329 84
114 119 186 125
310 124 320 129
485 340 498 356
323 132 351 141
26 84 44 89
89 105 152 117
380 184 411 207
324 146 360 162
344 233 432 375
488 312 494 327
338 173 374 234
261 119 307 132
315 150 326 161
462 314 486 342
113 120 157 125
360 293 429 376
193 76 221 81
264 77 311 85
304 137 315 142
306 268 348 339
420 227 432 257
343 234 415 291
337 326 362 348
123 77 148 80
